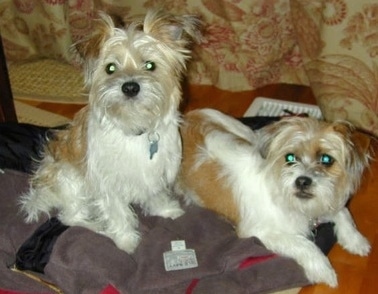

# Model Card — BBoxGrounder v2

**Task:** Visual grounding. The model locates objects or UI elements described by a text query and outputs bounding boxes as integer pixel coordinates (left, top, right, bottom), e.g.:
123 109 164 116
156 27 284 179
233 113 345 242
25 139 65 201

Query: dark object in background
0 122 65 173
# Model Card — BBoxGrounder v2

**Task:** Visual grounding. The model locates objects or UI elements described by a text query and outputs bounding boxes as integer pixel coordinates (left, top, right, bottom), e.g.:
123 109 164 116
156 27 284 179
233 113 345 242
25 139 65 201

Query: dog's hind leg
19 187 56 223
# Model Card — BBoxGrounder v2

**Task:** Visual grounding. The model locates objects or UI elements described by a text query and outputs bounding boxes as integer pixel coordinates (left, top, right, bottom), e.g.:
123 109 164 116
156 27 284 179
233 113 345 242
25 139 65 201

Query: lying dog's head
258 117 371 218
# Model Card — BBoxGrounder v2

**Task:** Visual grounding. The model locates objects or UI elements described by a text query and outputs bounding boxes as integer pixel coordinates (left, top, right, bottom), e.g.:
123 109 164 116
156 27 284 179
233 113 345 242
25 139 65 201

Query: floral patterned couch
1 0 377 136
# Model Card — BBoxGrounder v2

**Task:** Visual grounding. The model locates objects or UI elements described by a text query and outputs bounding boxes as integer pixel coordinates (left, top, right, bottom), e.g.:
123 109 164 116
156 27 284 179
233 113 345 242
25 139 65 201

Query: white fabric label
163 240 198 271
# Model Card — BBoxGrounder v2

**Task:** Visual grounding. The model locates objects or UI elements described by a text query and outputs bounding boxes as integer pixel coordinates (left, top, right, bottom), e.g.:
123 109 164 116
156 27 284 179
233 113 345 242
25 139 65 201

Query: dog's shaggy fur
19 10 201 253
176 108 371 287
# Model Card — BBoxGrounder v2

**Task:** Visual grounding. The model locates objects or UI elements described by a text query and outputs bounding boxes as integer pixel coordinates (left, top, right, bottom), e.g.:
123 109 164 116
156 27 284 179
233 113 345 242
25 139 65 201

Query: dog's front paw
303 256 338 288
113 233 141 254
158 207 185 219
146 196 185 219
341 233 371 256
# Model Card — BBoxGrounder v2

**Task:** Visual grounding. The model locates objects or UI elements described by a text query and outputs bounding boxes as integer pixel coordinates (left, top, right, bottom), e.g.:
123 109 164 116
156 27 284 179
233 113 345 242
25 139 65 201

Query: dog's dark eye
320 154 334 166
285 153 297 164
145 61 156 71
105 63 117 75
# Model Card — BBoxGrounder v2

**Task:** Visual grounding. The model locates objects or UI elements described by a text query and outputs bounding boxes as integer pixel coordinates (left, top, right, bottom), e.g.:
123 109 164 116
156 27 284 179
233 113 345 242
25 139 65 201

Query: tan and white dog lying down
176 108 371 288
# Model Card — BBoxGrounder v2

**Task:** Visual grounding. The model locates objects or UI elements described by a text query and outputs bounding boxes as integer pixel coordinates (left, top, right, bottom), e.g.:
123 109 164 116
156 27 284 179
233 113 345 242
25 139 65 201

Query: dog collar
309 218 321 230
309 218 321 241
148 132 160 160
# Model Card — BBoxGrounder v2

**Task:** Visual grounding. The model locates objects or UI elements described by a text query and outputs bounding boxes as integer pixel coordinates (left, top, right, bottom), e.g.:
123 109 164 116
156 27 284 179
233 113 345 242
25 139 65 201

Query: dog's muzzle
295 176 314 199
122 81 140 98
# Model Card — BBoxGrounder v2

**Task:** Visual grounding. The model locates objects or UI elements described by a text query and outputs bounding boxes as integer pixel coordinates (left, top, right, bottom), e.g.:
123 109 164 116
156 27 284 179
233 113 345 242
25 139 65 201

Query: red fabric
185 255 277 293
185 279 200 294
101 285 120 294
0 290 49 294
238 254 277 270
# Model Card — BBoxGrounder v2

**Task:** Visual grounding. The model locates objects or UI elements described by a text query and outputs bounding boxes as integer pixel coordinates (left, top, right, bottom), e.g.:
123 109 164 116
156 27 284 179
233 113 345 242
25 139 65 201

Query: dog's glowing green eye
285 153 296 164
320 154 334 166
105 63 117 74
145 61 156 71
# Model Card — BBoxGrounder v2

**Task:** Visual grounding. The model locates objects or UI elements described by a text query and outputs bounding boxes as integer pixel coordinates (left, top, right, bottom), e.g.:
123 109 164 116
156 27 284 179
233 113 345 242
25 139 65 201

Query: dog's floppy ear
142 9 202 49
74 12 115 61
332 121 371 154
350 131 371 157
331 121 371 170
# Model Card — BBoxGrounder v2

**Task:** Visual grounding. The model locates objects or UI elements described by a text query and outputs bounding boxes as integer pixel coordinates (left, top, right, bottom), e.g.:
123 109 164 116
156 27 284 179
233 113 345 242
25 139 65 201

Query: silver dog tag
149 140 158 160
148 132 160 160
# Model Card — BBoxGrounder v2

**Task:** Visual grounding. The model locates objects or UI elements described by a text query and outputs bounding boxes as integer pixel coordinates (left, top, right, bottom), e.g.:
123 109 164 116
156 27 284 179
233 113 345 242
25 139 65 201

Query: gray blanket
0 169 309 294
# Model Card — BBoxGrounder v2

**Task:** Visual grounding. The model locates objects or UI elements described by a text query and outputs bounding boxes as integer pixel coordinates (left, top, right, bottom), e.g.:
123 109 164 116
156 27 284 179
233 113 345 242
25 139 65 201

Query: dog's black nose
122 82 140 98
295 176 312 189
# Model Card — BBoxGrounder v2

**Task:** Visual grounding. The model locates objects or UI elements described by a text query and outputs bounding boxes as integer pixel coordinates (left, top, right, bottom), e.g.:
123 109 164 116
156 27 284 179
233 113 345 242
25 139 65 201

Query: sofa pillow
291 0 378 136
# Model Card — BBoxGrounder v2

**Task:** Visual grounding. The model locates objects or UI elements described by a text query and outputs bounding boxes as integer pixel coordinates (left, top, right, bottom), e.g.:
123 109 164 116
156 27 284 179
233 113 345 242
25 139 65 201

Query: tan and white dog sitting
176 108 371 287
19 10 201 254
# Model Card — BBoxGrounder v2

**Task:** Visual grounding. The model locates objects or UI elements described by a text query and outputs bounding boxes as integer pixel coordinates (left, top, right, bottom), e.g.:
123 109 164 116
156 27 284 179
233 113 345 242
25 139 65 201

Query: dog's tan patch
47 107 88 168
32 107 89 188
179 110 239 224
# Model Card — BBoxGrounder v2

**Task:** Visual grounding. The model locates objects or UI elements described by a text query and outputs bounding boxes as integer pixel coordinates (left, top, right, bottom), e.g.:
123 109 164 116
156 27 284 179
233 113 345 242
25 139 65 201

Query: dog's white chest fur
87 117 181 200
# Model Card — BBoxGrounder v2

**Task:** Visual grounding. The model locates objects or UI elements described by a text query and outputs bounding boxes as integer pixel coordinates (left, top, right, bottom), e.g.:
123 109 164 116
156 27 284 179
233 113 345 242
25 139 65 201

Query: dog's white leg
141 189 184 219
256 232 338 287
101 204 141 254
333 207 370 256
107 225 141 254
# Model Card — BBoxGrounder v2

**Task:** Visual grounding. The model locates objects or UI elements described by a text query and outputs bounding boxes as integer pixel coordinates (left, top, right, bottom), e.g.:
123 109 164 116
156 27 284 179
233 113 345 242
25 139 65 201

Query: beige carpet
15 100 70 127
9 59 88 104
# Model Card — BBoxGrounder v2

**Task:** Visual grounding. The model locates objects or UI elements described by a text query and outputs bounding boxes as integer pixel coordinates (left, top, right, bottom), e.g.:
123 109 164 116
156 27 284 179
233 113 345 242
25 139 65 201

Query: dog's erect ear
256 121 283 159
74 12 115 61
142 9 202 49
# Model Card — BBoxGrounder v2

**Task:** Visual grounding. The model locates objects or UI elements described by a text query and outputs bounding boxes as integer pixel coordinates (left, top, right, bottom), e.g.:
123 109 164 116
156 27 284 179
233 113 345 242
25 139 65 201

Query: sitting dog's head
75 10 201 135
258 117 371 218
